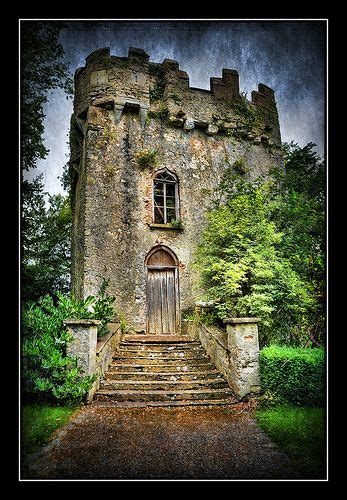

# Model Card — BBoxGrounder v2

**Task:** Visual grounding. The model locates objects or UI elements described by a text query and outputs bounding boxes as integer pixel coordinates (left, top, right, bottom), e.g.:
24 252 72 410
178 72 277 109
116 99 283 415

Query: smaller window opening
153 171 179 224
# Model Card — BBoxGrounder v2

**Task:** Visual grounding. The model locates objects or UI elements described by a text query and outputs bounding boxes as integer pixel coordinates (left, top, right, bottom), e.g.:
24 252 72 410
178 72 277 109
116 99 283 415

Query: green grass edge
22 404 79 455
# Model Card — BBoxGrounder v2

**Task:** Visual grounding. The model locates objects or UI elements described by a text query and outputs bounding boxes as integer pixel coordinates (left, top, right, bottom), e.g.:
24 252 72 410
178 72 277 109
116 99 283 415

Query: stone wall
64 320 122 402
70 47 283 332
184 314 261 399
95 322 122 382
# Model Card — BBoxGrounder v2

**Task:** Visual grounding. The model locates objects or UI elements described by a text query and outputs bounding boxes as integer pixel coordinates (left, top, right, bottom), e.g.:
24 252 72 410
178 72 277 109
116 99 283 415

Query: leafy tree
22 176 72 302
21 21 73 301
21 21 73 172
195 143 325 347
270 142 325 345
195 179 313 346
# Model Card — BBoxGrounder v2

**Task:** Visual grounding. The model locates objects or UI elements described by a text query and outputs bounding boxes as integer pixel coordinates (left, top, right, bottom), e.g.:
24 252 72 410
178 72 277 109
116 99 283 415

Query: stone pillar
224 317 261 398
64 319 101 376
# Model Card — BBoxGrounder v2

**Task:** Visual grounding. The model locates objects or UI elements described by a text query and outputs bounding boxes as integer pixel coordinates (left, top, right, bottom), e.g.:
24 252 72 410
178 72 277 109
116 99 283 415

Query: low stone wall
95 323 122 388
184 313 261 399
64 320 122 402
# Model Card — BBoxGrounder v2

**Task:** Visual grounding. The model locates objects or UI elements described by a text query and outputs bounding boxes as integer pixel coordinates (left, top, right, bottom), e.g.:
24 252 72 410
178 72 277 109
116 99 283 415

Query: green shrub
169 218 183 229
22 281 116 404
22 294 95 404
259 345 325 406
136 149 158 168
91 279 116 337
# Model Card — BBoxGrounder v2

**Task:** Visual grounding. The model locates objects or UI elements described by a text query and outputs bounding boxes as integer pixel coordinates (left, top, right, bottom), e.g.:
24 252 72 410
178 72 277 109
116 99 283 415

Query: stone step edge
123 335 195 343
116 347 205 352
95 388 234 395
100 378 226 386
112 357 210 362
109 364 216 369
115 351 208 354
105 370 220 376
91 399 239 408
121 339 200 343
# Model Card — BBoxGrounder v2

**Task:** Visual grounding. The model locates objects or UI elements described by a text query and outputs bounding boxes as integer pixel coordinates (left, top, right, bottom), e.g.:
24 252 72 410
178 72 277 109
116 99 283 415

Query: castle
70 47 282 335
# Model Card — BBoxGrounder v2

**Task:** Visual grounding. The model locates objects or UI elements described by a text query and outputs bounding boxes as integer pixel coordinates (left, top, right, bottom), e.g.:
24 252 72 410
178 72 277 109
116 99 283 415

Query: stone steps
117 344 203 352
94 387 235 403
113 351 208 359
111 357 211 366
93 337 237 406
92 399 237 408
108 363 217 373
104 370 221 381
99 378 227 391
123 335 195 343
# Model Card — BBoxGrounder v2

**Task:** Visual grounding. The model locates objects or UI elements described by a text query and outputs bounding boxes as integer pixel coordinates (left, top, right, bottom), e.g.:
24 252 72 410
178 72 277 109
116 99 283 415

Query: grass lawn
22 404 78 455
256 406 326 478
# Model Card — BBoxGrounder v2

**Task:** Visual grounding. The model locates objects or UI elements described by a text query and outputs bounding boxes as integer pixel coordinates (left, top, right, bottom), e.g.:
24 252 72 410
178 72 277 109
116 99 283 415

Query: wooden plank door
147 268 177 334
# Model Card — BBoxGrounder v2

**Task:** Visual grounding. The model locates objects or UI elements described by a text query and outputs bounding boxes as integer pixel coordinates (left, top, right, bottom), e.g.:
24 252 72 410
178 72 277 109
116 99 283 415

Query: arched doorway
145 245 180 334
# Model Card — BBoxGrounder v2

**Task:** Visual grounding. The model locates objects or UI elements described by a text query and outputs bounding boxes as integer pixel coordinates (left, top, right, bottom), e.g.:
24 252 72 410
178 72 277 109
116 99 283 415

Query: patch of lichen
93 124 118 150
104 163 117 178
102 125 117 142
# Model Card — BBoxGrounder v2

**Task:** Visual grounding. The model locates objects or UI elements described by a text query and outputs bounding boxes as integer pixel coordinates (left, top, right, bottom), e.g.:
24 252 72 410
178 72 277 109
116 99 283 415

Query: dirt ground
22 402 301 480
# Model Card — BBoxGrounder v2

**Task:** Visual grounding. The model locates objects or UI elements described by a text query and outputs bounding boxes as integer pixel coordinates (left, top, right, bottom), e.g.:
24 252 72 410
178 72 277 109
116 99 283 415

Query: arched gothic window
153 170 179 224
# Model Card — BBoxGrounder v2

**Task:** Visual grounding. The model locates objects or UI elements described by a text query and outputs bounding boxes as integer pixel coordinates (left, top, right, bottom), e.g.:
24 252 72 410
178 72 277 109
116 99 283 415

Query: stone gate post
224 317 261 398
63 319 101 376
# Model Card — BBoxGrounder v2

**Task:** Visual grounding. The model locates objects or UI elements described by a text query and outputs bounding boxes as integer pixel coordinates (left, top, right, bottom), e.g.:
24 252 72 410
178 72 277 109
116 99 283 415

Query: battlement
73 47 281 146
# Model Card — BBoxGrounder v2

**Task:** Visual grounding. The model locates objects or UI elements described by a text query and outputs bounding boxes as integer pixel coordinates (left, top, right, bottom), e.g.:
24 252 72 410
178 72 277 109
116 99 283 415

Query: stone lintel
64 319 101 326
224 317 261 324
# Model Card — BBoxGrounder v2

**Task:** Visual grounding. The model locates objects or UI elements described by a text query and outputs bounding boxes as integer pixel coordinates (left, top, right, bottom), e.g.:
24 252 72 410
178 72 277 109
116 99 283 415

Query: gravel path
23 402 301 480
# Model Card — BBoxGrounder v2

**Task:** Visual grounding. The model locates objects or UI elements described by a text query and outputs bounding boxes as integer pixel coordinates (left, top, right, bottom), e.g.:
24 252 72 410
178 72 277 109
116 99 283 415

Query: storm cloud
26 21 326 195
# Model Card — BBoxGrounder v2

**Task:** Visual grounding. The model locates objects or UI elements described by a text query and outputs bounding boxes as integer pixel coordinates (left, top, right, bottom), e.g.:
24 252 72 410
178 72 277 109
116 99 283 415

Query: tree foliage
22 285 116 404
22 176 72 302
21 21 73 171
21 21 74 301
270 142 325 344
195 142 325 347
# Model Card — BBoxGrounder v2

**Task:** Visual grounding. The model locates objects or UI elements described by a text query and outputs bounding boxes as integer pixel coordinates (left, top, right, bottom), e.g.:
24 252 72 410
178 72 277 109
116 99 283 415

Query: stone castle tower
70 47 282 335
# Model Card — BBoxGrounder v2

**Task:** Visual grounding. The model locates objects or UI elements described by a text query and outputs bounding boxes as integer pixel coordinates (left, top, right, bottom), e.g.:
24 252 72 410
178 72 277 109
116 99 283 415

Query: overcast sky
25 20 326 195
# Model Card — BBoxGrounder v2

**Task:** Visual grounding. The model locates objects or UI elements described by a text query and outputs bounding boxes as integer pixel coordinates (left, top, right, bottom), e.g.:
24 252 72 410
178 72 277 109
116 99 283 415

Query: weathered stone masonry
70 46 282 334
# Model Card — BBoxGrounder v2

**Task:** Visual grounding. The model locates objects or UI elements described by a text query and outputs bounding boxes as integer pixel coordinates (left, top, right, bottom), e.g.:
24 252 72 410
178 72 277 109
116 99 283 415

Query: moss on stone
105 164 117 178
233 158 249 174
149 65 166 102
148 104 169 120
135 149 158 168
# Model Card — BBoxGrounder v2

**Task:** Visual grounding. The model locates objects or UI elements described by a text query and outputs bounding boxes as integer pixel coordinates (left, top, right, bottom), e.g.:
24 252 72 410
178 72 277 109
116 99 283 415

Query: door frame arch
145 244 179 267
145 245 180 334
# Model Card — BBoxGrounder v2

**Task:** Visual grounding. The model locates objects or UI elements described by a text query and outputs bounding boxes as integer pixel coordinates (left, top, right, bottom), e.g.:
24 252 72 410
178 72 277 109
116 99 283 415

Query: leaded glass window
153 171 179 224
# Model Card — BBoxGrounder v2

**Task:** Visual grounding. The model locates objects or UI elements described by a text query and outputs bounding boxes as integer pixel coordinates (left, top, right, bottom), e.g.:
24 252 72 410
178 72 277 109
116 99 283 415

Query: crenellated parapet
73 47 281 147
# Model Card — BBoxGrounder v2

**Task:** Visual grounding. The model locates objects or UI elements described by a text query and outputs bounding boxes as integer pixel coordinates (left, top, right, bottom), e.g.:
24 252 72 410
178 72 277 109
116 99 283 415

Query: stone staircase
94 335 237 407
